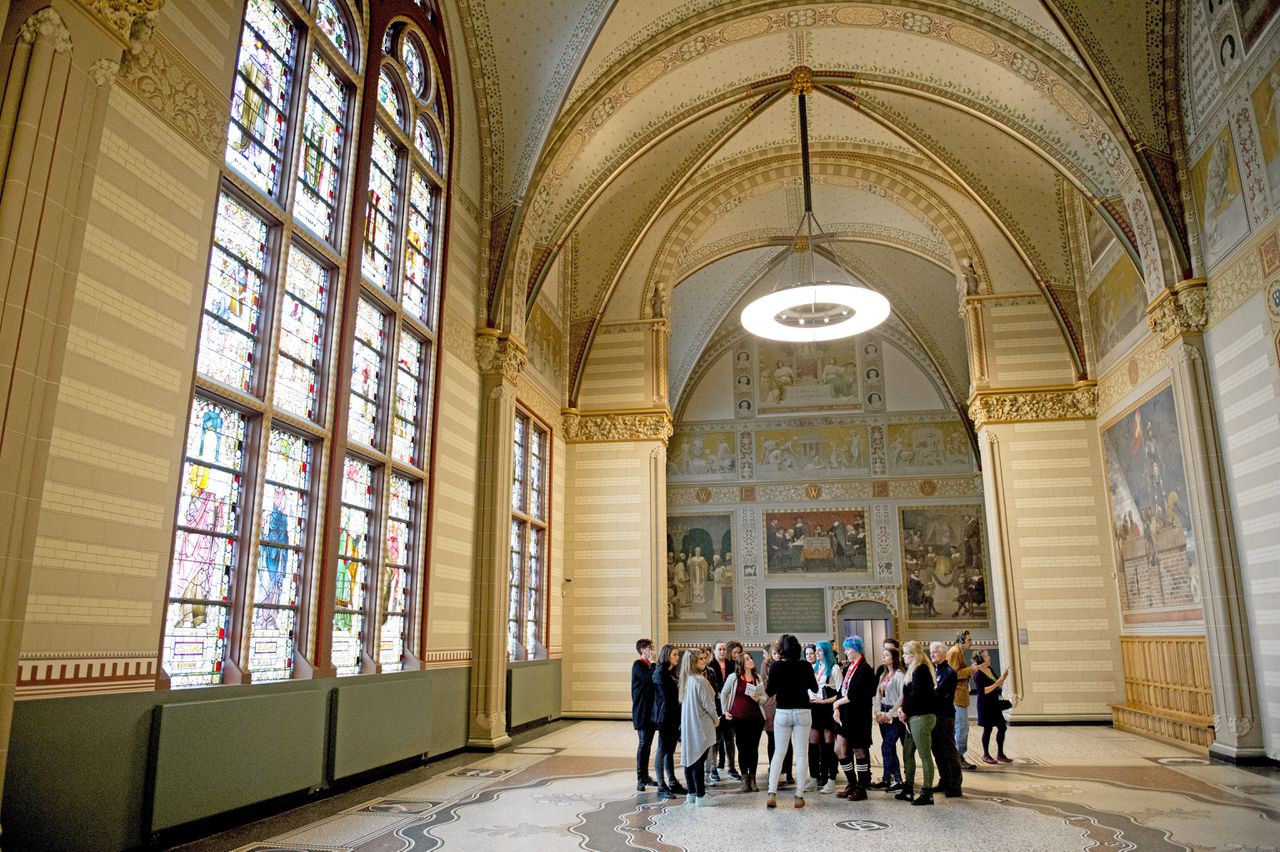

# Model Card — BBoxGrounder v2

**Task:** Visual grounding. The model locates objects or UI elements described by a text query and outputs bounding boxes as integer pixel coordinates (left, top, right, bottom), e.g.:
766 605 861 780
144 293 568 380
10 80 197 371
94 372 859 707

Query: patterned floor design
206 722 1278 852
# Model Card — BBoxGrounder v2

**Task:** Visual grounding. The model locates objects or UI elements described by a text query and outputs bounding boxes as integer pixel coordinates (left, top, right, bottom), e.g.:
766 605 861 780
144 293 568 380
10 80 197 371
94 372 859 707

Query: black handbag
997 698 1012 711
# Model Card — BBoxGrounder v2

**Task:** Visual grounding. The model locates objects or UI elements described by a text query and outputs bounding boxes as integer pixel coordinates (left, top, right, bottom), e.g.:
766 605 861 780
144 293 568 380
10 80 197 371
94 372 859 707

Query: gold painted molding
968 382 1099 428
561 407 673 444
474 328 527 382
1146 279 1208 347
73 0 164 47
118 31 228 161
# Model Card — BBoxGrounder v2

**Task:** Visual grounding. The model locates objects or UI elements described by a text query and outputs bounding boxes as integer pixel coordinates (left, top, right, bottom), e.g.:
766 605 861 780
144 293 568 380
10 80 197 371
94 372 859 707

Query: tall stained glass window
295 55 348 241
275 247 328 420
227 0 298 194
316 0 349 56
392 331 423 465
380 475 414 670
349 299 385 446
198 194 268 392
335 456 373 675
508 410 550 661
362 125 399 291
402 170 435 326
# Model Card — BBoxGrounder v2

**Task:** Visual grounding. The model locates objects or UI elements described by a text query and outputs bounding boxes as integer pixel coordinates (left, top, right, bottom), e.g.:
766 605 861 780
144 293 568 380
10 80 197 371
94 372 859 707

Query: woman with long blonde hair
894 640 937 806
679 648 720 806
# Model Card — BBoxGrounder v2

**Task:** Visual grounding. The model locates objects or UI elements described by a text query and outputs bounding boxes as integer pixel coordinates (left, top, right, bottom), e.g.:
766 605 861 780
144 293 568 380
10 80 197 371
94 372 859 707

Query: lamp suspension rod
798 92 813 215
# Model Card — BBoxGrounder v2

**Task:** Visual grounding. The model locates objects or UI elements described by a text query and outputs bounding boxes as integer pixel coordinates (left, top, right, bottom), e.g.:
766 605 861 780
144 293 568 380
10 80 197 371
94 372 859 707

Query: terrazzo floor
182 721 1280 851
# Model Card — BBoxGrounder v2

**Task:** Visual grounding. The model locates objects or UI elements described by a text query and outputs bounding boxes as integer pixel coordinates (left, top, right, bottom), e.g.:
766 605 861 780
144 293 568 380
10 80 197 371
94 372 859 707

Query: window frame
508 407 551 663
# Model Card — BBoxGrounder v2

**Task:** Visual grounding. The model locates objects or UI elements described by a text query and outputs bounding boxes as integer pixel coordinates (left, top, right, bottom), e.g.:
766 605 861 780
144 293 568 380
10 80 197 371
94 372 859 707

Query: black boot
912 789 934 806
851 769 871 802
894 785 914 802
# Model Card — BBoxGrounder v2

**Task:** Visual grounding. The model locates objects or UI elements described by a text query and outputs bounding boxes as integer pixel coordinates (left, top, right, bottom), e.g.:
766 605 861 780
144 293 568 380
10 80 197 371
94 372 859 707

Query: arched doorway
836 600 895 652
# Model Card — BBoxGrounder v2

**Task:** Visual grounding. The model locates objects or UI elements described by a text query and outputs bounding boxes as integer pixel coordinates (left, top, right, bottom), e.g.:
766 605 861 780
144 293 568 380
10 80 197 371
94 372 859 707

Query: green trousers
902 713 936 791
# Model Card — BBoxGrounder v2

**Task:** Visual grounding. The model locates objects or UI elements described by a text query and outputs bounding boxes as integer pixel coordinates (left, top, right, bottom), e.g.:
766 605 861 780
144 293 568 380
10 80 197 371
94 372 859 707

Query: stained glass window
362 124 400 291
248 430 312 681
295 54 347 241
508 518 524 661
508 411 549 662
274 247 328 420
402 38 425 97
227 0 297 195
530 423 545 521
316 0 349 58
512 413 526 513
377 67 405 127
392 331 423 465
402 170 435 326
334 456 373 675
526 526 543 655
379 475 414 671
198 194 268 392
349 299 385 446
415 118 440 173
164 399 246 687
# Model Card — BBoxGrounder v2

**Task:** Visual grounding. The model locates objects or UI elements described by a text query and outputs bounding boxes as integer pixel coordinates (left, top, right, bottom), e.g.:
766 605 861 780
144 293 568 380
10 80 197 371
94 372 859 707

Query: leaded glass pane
379 475 413 671
316 0 349 58
415 118 440 173
274 247 328 419
530 425 545 522
377 67 405 126
334 456 373 675
362 124 400 291
392 331 422 465
512 414 526 513
198 194 267 392
402 38 425 97
295 54 347 241
526 527 542 655
348 299 384 447
227 0 297 195
402 169 436 327
164 399 246 687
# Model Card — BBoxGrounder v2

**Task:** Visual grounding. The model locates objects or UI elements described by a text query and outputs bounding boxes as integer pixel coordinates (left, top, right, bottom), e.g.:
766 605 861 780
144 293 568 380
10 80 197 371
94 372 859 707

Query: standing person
874 637 901 681
679 649 720 807
894 640 937 806
808 640 841 793
721 641 744 779
947 630 978 769
972 650 1013 764
631 639 658 792
764 634 818 810
705 641 731 782
870 645 907 791
760 642 795 788
651 643 687 799
832 636 877 801
721 651 765 792
929 641 964 797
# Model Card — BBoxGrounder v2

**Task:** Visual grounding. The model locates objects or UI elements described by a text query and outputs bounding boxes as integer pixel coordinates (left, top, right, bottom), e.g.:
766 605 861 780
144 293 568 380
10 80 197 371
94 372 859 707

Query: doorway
837 600 894 652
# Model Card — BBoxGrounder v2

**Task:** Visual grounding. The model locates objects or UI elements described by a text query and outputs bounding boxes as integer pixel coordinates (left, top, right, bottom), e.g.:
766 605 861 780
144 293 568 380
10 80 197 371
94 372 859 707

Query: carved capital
1146 279 1208 347
474 329 526 382
89 58 120 86
19 8 72 52
1213 713 1254 737
562 408 674 445
72 0 165 47
968 384 1098 429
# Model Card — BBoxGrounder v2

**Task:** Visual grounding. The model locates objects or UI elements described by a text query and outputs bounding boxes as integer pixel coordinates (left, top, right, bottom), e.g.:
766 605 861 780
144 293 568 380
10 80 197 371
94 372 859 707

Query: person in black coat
651 643 687 798
632 638 658 791
928 641 964 797
833 636 878 801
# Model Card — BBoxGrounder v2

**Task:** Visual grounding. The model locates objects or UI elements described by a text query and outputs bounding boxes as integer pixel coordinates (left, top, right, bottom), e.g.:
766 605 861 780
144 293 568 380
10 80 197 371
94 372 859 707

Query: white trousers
767 708 812 794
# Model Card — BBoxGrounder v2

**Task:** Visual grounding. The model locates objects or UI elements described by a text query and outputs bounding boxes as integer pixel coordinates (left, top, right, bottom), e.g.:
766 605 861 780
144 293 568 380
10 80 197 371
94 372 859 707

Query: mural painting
754 425 870 479
1190 125 1249 268
1101 385 1203 626
526 302 564 389
1082 201 1115 267
900 505 990 629
1250 57 1280 198
1087 255 1146 359
755 338 860 413
1235 0 1279 49
666 513 734 627
885 422 972 472
667 431 736 480
764 508 869 576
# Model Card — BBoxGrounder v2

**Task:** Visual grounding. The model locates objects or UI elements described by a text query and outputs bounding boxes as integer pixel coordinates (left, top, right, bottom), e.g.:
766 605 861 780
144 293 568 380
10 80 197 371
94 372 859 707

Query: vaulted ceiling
447 0 1185 408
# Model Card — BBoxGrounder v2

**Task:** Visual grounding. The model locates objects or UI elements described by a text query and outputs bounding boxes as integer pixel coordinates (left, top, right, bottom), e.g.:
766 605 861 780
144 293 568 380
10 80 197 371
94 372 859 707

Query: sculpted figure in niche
688 546 709 605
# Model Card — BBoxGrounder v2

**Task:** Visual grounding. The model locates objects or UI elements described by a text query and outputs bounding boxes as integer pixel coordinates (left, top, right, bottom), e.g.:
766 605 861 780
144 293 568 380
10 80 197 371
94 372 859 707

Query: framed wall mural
885 422 972 473
1100 384 1204 627
1250 57 1280 198
526 302 564 389
1082 201 1116 268
900 505 990 629
1087 255 1146 359
667 513 735 627
1190 125 1250 268
764 508 869 577
667 430 737 480
754 425 870 480
755 338 860 413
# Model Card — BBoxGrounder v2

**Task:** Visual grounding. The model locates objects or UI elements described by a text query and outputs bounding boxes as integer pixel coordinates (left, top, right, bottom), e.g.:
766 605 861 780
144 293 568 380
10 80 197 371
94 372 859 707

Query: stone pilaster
467 329 526 748
976 430 1021 702
961 296 988 391
1147 280 1265 760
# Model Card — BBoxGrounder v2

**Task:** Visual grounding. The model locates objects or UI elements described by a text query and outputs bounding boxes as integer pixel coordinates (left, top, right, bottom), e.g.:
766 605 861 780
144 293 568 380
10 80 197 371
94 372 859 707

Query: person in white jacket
679 648 720 806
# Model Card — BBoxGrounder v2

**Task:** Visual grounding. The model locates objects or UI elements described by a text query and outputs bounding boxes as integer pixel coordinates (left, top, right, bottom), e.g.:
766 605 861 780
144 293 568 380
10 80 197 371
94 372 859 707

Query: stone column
976 430 1021 700
1147 280 1265 761
467 329 526 749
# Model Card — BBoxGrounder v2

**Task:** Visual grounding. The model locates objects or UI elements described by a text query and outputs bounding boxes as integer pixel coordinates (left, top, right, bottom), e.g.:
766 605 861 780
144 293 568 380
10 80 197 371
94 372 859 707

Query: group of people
630 630 1012 809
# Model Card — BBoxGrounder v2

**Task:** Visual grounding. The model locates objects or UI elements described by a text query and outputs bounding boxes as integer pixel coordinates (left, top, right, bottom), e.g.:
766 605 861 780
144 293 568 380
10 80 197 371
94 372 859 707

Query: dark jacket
706 657 728 714
765 659 819 710
901 663 936 719
933 660 957 718
652 664 680 729
632 658 656 730
974 668 1007 728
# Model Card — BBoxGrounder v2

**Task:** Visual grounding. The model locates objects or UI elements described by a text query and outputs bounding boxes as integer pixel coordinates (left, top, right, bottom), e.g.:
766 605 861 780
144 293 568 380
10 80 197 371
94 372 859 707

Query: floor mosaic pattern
202 722 1278 851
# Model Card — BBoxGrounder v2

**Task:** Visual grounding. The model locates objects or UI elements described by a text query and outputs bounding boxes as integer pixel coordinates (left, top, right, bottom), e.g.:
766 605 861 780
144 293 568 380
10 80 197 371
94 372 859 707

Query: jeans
635 727 655 781
766 730 793 779
684 748 710 798
878 704 904 782
954 704 970 757
718 720 738 771
902 713 936 791
767 708 812 794
655 724 680 788
931 713 963 792
731 716 764 776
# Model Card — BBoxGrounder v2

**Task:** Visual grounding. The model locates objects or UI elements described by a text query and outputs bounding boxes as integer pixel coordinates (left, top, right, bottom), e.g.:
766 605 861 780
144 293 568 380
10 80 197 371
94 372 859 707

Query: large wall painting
1101 384 1203 627
526 302 564 390
667 513 735 627
886 422 973 473
1087 255 1146 359
900 505 990 629
1190 125 1250 268
755 338 860 413
1250 57 1280 198
764 508 869 577
668 430 737 481
1082 201 1116 268
755 425 870 479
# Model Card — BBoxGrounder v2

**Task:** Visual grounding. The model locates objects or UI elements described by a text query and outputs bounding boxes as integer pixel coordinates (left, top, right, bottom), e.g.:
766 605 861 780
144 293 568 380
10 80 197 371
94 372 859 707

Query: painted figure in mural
819 357 853 397
711 555 725 614
673 552 689 609
689 546 709 605
1202 133 1233 251
176 465 223 627
720 551 734 620
767 360 797 403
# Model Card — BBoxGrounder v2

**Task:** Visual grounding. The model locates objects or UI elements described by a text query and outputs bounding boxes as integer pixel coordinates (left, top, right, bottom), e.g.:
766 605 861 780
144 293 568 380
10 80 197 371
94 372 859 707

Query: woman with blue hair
833 636 878 800
807 640 842 793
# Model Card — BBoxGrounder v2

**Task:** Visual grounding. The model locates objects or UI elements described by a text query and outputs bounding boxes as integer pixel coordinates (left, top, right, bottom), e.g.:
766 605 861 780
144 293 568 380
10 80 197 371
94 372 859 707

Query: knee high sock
840 760 856 786
996 726 1007 756
855 748 871 787
821 740 838 782
809 743 822 782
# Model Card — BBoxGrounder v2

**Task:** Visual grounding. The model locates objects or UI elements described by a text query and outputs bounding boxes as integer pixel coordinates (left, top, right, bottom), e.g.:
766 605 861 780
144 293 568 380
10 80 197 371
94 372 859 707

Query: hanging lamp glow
740 68 890 342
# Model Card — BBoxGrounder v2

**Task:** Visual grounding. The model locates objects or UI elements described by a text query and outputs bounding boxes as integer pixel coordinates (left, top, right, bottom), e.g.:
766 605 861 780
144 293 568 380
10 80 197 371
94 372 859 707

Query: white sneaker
685 794 696 805
696 795 716 807
803 778 817 792
819 780 837 794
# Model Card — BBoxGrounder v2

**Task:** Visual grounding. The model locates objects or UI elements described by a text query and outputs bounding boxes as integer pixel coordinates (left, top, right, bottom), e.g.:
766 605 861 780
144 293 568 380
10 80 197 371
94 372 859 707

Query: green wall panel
507 659 562 729
330 677 433 779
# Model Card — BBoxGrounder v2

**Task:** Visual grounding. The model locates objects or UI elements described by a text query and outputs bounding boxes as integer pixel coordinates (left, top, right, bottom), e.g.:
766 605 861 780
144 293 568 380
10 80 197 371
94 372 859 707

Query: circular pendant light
741 68 889 342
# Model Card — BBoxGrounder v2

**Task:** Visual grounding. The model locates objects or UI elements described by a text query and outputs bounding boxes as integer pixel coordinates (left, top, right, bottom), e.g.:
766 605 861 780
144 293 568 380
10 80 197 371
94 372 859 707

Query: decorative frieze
474 328 526 382
667 475 980 506
118 32 228 161
968 383 1099 428
561 408 673 444
1146 279 1209 346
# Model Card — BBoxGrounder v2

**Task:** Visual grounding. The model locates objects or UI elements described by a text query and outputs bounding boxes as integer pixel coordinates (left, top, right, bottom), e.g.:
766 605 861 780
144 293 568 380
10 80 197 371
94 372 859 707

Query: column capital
19 8 72 51
474 328 526 382
967 383 1098 429
71 0 165 47
561 408 673 445
1146 278 1208 347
